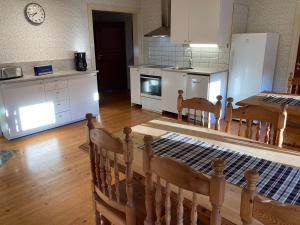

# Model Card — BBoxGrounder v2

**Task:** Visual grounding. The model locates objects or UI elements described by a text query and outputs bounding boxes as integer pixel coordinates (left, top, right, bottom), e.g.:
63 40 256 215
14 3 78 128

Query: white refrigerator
227 33 279 106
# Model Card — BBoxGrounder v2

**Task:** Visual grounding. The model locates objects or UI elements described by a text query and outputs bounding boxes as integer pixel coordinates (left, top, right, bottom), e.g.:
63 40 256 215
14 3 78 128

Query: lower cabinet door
68 74 99 121
161 71 187 113
56 111 71 125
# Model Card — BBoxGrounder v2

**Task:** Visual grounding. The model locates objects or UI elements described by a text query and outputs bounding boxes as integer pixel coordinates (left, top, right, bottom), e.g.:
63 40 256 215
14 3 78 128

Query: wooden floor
0 91 160 225
1 91 299 225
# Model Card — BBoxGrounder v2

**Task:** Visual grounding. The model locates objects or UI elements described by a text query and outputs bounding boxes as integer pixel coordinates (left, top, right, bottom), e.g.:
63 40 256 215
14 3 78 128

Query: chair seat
95 179 146 225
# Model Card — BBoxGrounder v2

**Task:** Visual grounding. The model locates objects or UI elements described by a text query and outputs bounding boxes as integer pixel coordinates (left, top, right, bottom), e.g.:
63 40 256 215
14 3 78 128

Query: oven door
140 75 162 99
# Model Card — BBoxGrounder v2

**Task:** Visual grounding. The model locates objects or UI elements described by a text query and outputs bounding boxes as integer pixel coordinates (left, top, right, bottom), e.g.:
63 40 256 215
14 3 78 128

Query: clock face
25 3 45 25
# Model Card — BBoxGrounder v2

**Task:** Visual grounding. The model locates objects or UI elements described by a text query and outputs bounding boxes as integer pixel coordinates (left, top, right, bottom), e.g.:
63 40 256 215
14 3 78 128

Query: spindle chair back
240 170 300 225
224 98 288 147
86 113 136 225
177 90 223 130
287 75 300 94
143 135 225 225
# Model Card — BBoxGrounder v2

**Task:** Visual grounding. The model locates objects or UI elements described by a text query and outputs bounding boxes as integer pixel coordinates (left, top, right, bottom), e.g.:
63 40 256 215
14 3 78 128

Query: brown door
94 22 127 92
294 38 300 78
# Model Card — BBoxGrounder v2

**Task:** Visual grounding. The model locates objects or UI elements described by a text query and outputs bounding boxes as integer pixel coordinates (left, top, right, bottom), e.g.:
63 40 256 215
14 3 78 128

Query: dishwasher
186 74 215 124
186 74 210 99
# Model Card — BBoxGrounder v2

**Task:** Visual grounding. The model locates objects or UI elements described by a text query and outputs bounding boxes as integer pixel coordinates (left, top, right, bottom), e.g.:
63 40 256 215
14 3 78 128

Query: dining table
236 92 300 127
112 117 300 225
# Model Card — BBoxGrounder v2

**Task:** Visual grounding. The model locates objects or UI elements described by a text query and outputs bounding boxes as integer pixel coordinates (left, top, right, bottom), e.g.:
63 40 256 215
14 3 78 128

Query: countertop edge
0 70 98 84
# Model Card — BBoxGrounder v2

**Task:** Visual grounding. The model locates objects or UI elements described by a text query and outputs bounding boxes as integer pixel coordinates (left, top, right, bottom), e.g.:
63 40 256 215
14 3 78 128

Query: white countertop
162 67 228 75
129 65 228 75
0 70 98 84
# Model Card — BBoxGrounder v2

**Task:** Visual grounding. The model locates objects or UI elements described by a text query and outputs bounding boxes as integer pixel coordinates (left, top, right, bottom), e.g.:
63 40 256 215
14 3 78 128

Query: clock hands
28 12 38 17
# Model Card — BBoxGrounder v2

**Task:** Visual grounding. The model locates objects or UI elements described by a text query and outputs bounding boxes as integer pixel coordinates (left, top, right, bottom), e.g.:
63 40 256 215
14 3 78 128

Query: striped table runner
263 95 300 106
140 132 300 205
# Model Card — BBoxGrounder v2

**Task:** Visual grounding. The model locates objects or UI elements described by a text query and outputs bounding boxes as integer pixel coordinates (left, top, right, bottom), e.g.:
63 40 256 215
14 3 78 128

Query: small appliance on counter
0 66 23 80
75 52 87 71
34 65 53 76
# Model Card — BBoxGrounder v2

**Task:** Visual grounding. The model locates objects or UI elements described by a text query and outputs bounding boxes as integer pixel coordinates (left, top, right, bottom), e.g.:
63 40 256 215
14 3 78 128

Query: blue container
34 65 53 76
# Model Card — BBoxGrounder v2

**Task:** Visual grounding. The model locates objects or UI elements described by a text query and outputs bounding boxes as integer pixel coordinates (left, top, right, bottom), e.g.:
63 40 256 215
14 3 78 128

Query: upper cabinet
171 0 234 45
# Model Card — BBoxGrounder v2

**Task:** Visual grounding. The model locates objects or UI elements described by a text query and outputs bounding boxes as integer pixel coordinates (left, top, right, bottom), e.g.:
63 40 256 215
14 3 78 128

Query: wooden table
113 117 300 225
236 92 300 127
236 92 300 147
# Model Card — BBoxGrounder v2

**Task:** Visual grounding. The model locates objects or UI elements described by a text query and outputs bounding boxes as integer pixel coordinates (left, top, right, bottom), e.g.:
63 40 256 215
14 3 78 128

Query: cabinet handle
57 103 61 106
56 91 60 94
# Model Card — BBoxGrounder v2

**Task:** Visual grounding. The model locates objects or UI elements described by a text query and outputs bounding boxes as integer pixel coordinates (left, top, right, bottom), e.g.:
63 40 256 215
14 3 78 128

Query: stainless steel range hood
144 0 171 37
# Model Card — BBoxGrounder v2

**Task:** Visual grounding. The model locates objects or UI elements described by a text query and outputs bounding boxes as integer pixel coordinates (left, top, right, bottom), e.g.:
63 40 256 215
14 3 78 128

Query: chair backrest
143 135 225 225
224 98 288 147
86 113 135 225
177 90 223 130
240 170 300 225
287 75 300 94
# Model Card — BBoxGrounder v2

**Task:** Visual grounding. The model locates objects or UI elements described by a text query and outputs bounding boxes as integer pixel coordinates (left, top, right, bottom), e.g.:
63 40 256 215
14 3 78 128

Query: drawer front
45 79 67 91
56 111 71 124
46 89 68 102
54 100 70 113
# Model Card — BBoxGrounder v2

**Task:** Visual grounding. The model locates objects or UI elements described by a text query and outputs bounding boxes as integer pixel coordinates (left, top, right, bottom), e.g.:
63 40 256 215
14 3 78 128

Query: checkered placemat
140 132 300 205
263 95 300 106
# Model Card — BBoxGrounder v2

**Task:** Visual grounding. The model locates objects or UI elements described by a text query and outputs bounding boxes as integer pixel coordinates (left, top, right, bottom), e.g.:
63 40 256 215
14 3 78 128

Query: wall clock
25 3 46 25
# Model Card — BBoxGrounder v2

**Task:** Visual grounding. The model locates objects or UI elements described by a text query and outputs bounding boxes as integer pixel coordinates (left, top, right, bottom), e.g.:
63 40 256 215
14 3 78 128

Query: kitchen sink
170 67 194 70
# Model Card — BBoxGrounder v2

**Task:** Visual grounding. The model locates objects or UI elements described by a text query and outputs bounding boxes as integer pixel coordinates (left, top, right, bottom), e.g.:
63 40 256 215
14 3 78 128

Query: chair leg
101 215 111 225
95 211 101 225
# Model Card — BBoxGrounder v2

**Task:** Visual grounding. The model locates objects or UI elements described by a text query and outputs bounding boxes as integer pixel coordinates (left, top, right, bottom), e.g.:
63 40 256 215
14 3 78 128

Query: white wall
0 0 89 63
246 0 297 92
0 0 139 66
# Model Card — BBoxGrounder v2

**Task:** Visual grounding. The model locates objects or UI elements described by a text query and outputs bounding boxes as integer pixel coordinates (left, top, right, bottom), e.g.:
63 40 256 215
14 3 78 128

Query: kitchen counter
162 67 228 75
0 70 98 84
129 65 228 75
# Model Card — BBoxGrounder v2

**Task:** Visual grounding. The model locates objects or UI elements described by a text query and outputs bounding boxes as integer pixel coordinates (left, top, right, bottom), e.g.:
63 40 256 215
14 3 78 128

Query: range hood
144 0 171 37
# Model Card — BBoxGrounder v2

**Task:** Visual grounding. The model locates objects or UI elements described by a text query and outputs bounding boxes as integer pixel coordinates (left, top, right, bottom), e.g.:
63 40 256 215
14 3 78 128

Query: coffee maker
74 52 87 71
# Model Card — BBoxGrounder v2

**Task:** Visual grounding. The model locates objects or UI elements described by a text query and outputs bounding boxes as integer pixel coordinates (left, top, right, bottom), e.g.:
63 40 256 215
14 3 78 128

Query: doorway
92 11 134 104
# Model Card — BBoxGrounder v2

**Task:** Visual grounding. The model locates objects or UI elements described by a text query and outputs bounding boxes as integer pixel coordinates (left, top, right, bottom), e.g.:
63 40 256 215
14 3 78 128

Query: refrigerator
227 33 279 107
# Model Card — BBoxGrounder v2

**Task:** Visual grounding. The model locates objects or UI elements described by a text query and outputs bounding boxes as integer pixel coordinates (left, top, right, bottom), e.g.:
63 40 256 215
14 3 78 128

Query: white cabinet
68 74 99 121
130 68 141 105
162 71 187 113
170 0 189 44
0 72 99 139
0 80 49 138
171 0 234 45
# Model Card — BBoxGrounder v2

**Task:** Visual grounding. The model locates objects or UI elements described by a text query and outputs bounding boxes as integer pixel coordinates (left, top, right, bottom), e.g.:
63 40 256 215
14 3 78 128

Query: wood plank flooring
0 92 159 225
0 91 298 225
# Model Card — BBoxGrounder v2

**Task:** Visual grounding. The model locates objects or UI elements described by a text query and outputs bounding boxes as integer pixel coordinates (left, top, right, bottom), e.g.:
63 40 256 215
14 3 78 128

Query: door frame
87 3 143 70
288 0 300 80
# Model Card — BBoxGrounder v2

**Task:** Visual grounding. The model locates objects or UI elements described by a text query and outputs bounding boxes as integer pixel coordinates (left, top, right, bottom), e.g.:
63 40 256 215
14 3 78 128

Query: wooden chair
224 98 288 147
287 75 300 94
86 113 145 225
143 135 225 225
240 170 300 225
177 90 223 130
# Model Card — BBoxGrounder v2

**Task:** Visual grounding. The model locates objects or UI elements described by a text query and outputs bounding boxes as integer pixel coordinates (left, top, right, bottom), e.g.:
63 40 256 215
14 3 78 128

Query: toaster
0 67 23 80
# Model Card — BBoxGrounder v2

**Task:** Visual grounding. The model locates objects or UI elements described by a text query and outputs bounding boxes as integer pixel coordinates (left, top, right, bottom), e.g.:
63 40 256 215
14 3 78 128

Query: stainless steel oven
140 75 162 99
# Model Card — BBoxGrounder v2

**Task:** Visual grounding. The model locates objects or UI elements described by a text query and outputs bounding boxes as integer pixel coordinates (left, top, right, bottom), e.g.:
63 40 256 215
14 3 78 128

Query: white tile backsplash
143 37 230 68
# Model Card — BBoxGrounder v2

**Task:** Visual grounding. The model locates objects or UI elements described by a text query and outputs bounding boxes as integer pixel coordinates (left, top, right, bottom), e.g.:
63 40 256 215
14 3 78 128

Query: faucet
184 47 193 68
